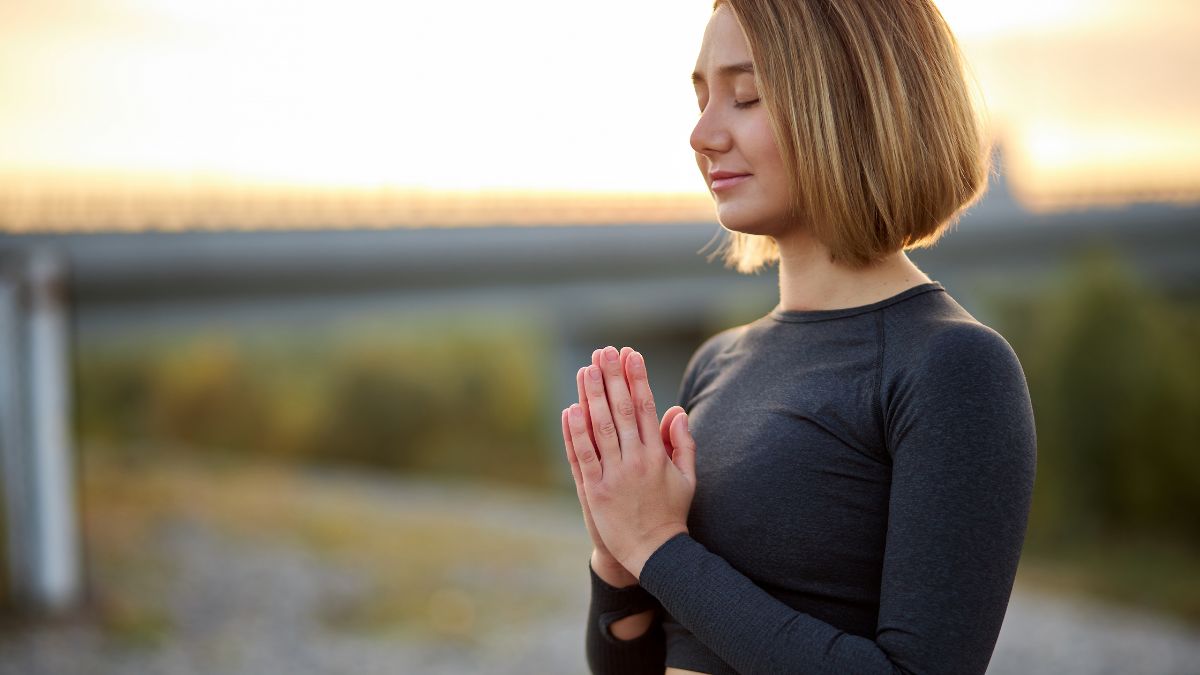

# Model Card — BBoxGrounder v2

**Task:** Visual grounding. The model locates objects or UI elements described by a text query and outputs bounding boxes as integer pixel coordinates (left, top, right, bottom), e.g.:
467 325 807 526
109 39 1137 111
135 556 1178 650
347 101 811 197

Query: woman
560 1 1036 673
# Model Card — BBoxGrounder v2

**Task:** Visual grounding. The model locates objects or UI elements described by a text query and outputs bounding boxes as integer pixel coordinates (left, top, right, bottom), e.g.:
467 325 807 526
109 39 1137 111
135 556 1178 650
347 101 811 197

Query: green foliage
74 313 560 489
986 244 1200 549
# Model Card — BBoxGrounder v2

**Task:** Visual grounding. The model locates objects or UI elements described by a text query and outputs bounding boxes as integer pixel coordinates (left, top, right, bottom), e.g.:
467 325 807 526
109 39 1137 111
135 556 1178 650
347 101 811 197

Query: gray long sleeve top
584 281 1037 674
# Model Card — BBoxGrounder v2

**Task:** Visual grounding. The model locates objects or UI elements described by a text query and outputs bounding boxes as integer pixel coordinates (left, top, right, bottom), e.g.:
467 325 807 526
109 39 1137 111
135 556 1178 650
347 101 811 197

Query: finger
670 411 697 484
567 403 603 484
596 345 641 450
612 348 679 454
621 346 639 435
583 362 624 467
619 346 633 377
596 347 637 450
609 345 638 441
562 408 585 490
577 364 600 453
660 406 686 459
624 350 662 449
563 408 600 527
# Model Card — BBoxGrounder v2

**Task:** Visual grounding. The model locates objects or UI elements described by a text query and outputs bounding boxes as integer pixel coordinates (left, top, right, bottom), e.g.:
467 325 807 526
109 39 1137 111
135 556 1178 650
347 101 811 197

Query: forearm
591 552 655 639
638 534 895 674
639 479 1029 675
585 553 666 674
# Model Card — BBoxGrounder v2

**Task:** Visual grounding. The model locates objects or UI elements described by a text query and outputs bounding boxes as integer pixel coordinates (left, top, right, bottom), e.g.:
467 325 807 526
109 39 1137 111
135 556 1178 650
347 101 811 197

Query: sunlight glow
0 0 1196 230
935 0 1114 38
0 1 712 192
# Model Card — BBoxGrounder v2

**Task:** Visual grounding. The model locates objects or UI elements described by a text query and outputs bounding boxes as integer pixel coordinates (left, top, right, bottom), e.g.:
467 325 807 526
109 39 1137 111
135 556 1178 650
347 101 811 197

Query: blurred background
0 1 1198 673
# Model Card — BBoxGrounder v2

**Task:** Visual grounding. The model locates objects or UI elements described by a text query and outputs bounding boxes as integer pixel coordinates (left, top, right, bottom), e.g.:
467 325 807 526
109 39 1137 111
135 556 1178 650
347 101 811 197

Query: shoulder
918 320 1022 378
880 296 1031 422
880 289 1025 385
880 312 1036 471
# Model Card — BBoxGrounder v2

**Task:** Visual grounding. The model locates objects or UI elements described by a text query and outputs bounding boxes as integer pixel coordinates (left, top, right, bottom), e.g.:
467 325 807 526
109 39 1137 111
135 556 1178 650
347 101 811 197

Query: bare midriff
665 668 710 675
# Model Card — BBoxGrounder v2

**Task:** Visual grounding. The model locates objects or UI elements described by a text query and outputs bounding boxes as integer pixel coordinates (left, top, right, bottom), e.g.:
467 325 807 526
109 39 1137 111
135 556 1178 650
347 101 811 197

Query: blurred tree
74 314 559 489
996 244 1200 548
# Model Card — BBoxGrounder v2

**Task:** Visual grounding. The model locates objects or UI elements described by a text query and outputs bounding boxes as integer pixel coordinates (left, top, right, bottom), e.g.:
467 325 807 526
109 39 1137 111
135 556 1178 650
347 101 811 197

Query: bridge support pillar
0 247 81 612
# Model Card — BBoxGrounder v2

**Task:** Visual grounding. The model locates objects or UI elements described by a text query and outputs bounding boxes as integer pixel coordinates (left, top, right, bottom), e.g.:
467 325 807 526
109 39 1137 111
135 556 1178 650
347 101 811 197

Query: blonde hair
705 0 991 274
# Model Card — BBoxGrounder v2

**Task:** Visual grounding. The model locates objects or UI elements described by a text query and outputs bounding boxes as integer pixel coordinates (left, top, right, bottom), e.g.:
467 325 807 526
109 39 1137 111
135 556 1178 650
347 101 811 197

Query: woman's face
691 5 793 238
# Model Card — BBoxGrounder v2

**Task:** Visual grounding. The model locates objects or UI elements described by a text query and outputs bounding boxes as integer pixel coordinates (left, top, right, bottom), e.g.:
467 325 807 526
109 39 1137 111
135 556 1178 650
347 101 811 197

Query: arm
598 553 658 640
636 325 1037 674
585 554 666 674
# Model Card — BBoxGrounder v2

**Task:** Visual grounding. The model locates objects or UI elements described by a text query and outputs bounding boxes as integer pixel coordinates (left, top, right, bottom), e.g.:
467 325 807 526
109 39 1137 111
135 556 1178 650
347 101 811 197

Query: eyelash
698 98 760 114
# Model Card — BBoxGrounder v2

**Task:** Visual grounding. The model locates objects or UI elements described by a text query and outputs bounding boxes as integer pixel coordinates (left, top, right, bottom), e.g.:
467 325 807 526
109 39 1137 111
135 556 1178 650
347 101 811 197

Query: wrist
591 549 638 588
624 526 688 580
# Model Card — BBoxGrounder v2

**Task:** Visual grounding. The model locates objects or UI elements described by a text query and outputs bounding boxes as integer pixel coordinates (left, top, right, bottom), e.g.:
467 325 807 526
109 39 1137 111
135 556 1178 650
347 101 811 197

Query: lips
710 171 752 191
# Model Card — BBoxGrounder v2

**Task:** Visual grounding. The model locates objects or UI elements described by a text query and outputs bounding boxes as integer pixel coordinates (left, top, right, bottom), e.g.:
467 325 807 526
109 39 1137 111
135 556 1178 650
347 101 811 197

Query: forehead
693 5 753 73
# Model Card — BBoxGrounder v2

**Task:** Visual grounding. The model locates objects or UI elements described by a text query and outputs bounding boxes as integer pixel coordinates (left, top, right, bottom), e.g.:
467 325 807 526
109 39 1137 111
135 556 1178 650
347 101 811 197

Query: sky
0 0 1197 228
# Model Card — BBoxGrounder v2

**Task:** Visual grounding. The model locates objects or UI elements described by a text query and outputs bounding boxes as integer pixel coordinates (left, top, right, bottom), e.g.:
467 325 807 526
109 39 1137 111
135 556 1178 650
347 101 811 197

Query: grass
78 445 588 646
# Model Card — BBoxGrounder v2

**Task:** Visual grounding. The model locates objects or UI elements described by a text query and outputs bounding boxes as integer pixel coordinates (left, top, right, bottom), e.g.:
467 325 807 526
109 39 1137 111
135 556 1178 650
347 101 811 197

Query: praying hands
560 345 697 580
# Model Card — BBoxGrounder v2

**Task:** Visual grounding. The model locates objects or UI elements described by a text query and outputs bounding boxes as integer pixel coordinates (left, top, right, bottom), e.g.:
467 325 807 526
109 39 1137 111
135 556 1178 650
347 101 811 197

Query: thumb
669 412 696 484
660 406 685 459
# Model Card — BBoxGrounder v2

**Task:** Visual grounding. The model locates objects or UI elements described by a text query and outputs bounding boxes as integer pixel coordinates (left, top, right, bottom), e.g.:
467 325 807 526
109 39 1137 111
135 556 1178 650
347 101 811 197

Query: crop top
583 281 1037 674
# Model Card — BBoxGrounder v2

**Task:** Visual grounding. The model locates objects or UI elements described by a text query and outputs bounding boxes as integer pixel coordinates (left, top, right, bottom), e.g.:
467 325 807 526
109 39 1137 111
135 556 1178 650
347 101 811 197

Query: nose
690 106 732 157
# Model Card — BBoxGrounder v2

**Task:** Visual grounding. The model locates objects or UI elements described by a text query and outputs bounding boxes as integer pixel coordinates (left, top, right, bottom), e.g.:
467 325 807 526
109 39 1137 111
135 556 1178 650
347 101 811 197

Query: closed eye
696 98 760 115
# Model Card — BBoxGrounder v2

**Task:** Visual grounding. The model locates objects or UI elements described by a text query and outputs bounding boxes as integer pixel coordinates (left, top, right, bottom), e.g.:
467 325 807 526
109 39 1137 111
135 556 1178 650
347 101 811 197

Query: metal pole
0 247 80 612
25 248 80 610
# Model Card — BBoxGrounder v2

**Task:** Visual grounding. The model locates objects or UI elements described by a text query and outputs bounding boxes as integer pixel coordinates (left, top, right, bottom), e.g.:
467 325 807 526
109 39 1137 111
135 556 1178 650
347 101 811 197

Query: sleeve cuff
638 530 696 592
586 562 666 673
587 557 661 648
589 557 658 615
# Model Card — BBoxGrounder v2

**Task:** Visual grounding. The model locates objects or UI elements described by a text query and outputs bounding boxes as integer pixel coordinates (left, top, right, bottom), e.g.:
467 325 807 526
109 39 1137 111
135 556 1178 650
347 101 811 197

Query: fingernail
629 352 644 373
569 404 582 421
604 346 619 362
588 365 602 381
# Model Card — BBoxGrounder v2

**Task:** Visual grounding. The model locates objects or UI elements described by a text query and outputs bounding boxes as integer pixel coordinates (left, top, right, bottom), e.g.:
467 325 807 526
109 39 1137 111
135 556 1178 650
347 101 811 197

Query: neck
774 230 932 312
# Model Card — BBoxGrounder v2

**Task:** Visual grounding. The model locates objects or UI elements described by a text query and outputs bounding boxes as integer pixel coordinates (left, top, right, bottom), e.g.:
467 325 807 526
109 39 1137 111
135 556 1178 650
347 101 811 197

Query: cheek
750 123 790 192
746 115 785 175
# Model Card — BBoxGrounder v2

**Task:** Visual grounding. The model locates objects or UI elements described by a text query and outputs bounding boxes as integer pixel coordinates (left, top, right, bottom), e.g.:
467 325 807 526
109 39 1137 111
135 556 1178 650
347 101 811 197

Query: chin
715 201 787 238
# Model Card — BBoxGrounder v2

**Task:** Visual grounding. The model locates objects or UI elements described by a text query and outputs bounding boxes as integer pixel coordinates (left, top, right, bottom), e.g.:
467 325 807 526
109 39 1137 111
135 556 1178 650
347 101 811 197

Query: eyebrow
691 61 755 85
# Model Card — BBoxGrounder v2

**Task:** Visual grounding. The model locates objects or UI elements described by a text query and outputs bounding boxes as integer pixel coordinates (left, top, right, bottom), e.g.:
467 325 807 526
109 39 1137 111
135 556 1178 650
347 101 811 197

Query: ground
0 454 1197 674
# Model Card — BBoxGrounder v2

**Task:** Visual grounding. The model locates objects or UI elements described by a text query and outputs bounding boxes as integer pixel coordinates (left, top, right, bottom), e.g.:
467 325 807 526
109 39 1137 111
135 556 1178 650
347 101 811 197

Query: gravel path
992 588 1200 674
1 469 1197 674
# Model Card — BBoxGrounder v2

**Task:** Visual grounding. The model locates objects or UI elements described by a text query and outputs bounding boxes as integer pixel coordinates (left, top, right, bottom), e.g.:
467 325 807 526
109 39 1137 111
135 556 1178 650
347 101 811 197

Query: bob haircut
706 0 991 273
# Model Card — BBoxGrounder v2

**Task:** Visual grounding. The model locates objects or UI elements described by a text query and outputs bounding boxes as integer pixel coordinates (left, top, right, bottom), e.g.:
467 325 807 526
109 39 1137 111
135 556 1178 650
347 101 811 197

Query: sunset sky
1 0 1197 229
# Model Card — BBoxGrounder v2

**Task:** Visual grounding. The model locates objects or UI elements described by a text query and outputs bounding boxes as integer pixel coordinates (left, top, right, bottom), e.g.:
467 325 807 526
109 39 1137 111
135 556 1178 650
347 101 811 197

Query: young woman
560 1 1036 674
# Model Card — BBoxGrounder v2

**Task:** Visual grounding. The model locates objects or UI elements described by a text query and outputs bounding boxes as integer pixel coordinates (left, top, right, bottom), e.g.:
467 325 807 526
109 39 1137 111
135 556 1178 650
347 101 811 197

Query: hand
565 345 697 579
563 347 685 584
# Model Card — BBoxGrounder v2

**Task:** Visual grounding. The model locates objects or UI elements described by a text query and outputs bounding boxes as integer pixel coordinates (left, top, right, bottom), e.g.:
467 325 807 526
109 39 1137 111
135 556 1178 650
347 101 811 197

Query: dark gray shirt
584 281 1037 674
